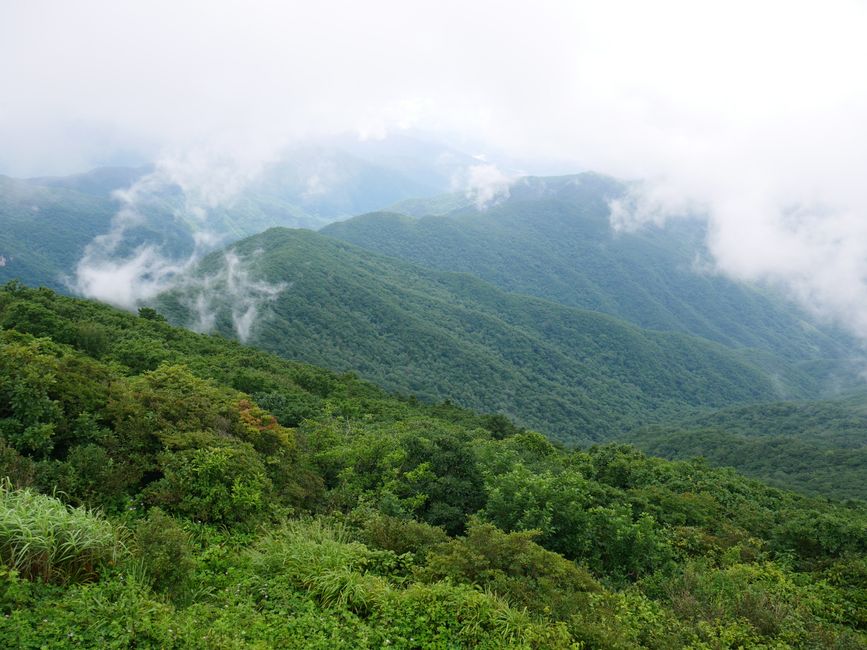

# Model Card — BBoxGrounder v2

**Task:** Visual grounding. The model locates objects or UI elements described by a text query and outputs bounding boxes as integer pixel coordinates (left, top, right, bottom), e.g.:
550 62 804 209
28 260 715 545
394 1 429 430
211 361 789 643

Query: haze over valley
2 2 867 647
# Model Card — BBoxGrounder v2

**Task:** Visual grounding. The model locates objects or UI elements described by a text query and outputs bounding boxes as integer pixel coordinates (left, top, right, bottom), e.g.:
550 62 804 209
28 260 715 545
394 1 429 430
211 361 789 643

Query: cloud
70 151 286 342
5 0 867 340
70 170 189 308
453 163 514 210
73 245 190 310
181 249 286 343
69 150 267 308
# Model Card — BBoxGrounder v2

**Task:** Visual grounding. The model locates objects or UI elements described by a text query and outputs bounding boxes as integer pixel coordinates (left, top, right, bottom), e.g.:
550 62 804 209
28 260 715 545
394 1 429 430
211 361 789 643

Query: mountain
25 164 154 196
322 173 854 375
1 138 474 291
0 175 195 291
1 283 865 648
152 227 819 443
621 397 867 500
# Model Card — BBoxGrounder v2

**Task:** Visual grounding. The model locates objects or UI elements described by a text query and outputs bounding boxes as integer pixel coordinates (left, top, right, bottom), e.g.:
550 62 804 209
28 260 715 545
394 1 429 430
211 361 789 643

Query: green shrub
358 511 448 559
0 438 35 488
35 444 131 512
135 507 194 599
420 520 600 620
253 390 322 427
0 565 30 613
0 338 63 458
144 445 272 525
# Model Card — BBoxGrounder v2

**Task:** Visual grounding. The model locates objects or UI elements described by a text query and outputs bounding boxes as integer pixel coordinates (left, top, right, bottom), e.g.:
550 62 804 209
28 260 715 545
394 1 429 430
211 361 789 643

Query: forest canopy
1 283 865 648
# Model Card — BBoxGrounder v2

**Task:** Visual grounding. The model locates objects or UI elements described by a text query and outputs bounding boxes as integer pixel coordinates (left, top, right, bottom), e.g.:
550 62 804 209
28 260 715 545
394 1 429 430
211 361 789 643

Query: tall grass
0 480 127 583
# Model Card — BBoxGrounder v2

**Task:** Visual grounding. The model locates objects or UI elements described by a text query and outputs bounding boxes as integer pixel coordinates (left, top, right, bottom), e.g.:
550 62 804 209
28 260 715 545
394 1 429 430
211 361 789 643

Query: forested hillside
0 176 132 290
323 173 854 372
1 283 865 648
154 228 808 442
623 399 867 501
0 143 456 293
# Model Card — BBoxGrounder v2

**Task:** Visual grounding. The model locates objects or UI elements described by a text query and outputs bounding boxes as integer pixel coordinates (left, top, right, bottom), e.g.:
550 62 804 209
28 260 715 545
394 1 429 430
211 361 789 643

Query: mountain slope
153 228 811 442
622 397 867 500
322 173 853 373
26 164 154 196
0 175 198 291
2 283 864 647
1 143 453 291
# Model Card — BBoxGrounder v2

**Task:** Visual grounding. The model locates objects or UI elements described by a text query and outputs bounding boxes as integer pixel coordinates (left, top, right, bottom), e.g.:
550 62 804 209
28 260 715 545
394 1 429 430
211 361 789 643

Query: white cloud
4 0 867 339
68 151 263 307
180 249 286 343
453 163 514 210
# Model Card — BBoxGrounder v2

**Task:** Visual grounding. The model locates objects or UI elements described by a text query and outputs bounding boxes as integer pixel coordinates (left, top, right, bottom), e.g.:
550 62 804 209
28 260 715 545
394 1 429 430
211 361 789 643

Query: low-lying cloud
453 163 514 210
70 167 196 308
70 151 279 332
6 0 867 342
181 249 286 343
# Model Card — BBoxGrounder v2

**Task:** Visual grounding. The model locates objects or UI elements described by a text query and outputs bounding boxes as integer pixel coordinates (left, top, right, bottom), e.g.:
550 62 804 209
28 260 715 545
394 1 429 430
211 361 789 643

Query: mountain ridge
153 226 815 442
323 173 854 375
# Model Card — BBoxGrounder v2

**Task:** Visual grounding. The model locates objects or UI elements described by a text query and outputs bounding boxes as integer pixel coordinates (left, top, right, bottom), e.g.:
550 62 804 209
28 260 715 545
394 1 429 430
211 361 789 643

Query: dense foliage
1 284 865 648
0 176 119 290
323 173 854 371
623 399 867 501
156 228 803 442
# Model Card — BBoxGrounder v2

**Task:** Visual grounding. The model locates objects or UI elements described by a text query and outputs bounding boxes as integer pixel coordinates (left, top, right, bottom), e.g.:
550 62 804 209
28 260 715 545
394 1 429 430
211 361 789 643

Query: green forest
1 283 865 648
156 228 811 442
622 400 867 501
322 173 854 366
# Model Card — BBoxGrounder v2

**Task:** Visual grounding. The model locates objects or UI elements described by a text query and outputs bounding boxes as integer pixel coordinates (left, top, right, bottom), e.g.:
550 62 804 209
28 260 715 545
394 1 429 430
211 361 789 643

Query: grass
0 480 127 583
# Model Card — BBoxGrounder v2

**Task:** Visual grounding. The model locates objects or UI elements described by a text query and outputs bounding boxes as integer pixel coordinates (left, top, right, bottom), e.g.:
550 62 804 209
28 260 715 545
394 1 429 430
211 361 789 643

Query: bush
357 511 448 559
420 520 600 620
35 444 131 512
0 566 30 614
253 390 322 427
144 445 272 525
135 508 194 599
0 438 35 488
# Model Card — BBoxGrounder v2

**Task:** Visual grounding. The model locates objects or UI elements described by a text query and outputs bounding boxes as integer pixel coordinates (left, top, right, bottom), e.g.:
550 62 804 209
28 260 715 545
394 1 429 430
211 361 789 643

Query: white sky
4 0 867 338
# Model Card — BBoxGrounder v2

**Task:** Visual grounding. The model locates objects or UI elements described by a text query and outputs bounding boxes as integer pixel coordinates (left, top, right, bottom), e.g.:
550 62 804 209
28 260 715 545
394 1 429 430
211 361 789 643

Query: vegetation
0 176 119 290
0 152 444 292
0 283 865 648
623 399 867 500
0 481 126 584
156 228 810 442
323 173 855 371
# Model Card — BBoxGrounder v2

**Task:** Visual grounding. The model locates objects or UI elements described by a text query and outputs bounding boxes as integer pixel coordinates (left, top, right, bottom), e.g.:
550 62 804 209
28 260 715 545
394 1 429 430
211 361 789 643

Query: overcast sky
4 0 867 339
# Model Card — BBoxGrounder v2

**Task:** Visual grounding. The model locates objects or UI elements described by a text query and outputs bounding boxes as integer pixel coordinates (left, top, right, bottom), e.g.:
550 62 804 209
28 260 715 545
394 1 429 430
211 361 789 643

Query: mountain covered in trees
0 137 481 291
153 228 815 442
323 173 854 371
3 163 866 499
621 398 867 501
2 158 867 647
1 283 865 648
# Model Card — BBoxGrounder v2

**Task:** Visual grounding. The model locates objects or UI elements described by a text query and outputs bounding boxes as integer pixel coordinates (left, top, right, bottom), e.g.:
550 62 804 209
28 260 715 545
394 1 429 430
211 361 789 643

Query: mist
179 249 287 343
4 0 867 340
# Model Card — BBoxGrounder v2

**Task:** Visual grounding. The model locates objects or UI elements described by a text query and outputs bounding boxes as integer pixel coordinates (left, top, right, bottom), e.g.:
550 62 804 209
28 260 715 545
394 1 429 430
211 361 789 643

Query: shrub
144 445 272 525
420 520 600 620
358 511 448 559
0 338 63 458
253 390 322 427
0 438 35 488
0 566 30 613
35 444 131 512
135 508 194 599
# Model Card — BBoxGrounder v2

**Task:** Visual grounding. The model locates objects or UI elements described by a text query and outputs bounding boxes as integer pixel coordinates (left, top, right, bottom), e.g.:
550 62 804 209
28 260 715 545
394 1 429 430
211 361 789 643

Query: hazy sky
4 0 867 338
